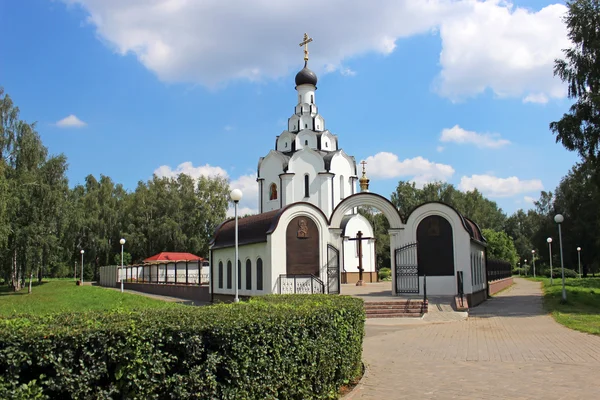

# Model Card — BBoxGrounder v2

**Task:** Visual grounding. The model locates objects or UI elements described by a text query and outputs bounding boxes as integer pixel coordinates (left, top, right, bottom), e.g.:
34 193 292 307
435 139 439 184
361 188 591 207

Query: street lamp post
531 250 536 278
577 247 582 278
547 238 553 285
554 214 567 302
120 238 126 293
230 189 243 303
524 259 528 276
80 249 85 285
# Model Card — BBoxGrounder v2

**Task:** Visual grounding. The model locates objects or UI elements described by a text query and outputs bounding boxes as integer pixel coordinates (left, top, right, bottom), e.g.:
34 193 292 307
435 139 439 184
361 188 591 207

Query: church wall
469 241 487 293
404 203 474 296
269 204 330 293
329 155 355 210
297 84 315 105
342 215 376 274
289 151 323 208
259 156 285 212
211 242 270 297
297 130 317 150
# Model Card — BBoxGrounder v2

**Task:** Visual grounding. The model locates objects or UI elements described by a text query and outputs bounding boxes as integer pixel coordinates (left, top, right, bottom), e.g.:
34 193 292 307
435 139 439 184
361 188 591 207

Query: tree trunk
11 247 21 292
28 269 33 294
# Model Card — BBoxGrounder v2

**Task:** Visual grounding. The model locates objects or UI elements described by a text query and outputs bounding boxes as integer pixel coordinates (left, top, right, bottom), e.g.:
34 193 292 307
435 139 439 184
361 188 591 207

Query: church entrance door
416 215 455 277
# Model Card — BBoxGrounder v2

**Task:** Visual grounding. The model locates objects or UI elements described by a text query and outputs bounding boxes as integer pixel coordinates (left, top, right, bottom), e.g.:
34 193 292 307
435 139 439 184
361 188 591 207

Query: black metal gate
395 242 419 294
327 244 340 294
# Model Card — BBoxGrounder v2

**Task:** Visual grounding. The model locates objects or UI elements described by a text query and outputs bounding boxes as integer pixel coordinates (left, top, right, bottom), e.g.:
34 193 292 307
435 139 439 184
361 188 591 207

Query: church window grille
218 261 223 289
256 258 263 291
238 260 242 290
269 183 278 200
246 259 252 290
340 175 344 199
304 175 310 198
226 261 232 289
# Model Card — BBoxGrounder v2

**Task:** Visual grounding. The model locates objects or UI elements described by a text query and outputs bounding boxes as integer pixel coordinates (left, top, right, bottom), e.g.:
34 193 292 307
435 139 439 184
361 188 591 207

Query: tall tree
550 0 600 173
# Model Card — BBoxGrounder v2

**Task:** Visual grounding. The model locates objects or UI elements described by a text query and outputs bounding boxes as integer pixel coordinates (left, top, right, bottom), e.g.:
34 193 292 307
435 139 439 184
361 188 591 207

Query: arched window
305 124 308 128
238 260 242 290
256 258 263 291
304 139 308 146
226 261 232 289
311 94 314 103
304 175 309 198
285 142 288 148
340 175 344 199
269 183 278 200
246 259 252 290
218 261 223 289
325 141 328 148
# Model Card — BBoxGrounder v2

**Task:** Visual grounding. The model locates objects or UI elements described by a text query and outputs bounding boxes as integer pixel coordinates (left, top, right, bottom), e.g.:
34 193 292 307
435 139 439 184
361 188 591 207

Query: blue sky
0 0 578 215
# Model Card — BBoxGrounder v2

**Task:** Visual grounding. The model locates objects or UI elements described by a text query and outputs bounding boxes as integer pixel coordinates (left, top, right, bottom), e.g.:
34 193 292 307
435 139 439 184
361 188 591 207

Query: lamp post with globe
547 238 553 285
554 214 567 302
80 249 85 285
230 189 243 303
120 238 126 293
577 247 582 278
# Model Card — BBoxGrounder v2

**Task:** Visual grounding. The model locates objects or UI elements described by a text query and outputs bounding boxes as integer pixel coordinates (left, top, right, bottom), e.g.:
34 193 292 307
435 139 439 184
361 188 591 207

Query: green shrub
378 267 391 281
547 268 578 279
0 295 364 399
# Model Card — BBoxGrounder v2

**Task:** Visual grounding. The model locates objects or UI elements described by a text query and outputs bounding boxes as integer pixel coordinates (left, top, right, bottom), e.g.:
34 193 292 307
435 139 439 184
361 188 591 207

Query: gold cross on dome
361 160 367 174
299 33 313 61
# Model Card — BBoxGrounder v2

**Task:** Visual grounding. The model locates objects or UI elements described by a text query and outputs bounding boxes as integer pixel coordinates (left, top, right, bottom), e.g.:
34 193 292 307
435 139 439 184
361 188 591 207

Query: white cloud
365 152 454 187
436 146 445 153
340 67 357 77
459 174 543 197
227 174 258 217
61 0 569 100
154 162 228 180
56 114 87 128
440 125 510 148
524 195 536 204
523 93 549 104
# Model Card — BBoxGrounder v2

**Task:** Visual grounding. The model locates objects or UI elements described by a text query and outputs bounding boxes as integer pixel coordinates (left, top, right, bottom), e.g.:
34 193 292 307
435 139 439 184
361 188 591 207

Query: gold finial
359 160 370 192
299 33 313 62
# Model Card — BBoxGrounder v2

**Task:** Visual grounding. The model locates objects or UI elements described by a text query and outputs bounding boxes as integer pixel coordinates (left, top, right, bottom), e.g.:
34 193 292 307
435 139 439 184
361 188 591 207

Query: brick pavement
346 278 600 399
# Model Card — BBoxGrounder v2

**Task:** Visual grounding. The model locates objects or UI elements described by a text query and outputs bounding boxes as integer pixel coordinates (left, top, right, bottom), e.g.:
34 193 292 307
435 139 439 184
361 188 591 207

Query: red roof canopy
143 252 205 262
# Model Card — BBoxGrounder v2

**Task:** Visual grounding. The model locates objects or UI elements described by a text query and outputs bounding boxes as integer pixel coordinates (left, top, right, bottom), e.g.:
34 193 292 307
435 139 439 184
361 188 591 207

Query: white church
209 35 489 306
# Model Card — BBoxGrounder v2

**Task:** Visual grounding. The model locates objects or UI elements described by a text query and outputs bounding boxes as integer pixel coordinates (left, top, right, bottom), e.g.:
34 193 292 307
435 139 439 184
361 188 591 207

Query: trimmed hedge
0 295 365 400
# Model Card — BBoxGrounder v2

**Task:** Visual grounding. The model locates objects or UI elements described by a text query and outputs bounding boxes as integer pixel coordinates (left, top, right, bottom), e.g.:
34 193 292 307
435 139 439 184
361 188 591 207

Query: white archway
328 193 405 295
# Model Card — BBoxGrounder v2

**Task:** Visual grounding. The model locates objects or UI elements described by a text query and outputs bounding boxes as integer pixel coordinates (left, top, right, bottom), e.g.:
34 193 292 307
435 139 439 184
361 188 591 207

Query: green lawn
0 280 182 317
531 277 600 335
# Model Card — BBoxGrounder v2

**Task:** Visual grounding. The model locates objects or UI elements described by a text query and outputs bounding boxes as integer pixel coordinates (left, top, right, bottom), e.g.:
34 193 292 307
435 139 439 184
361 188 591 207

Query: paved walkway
347 278 600 399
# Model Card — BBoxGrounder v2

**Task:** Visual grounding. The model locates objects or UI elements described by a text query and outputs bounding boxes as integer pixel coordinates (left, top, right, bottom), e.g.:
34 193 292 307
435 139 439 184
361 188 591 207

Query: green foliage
482 229 518 266
390 181 506 231
0 295 365 399
538 277 600 335
550 0 600 167
378 267 391 281
113 251 132 266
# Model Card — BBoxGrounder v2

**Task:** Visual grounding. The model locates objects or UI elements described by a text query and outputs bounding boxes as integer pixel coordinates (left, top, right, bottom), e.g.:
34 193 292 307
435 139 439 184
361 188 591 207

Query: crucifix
360 160 367 174
348 230 372 286
299 33 313 62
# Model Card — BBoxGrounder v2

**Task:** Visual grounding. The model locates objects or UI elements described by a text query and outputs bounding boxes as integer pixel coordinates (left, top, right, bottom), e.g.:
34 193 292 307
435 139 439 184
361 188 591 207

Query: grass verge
0 280 181 316
530 277 600 335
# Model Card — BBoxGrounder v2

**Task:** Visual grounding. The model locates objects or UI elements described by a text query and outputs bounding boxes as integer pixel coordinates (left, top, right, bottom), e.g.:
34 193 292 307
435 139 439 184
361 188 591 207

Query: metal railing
278 274 325 294
486 259 511 282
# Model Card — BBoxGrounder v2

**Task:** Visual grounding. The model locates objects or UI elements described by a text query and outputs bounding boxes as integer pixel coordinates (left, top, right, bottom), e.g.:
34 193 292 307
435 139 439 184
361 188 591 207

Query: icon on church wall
427 217 440 236
269 183 278 200
297 218 309 238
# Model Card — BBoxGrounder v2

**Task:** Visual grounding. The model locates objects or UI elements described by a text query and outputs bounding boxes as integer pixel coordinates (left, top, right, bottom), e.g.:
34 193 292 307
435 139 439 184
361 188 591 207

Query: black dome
295 62 318 87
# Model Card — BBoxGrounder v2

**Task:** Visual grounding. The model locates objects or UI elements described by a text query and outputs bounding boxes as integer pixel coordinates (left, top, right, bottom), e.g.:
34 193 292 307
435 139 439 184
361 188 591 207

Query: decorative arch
330 192 403 229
